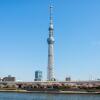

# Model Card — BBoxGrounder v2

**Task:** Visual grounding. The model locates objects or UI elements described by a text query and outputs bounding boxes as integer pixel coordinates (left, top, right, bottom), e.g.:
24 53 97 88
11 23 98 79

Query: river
0 92 100 100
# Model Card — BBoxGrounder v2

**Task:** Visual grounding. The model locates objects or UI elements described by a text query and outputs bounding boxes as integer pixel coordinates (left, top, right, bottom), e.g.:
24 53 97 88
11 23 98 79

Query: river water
0 92 100 100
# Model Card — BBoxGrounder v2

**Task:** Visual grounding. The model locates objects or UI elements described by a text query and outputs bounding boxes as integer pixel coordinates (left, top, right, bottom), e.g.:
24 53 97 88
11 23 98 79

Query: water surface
0 92 100 100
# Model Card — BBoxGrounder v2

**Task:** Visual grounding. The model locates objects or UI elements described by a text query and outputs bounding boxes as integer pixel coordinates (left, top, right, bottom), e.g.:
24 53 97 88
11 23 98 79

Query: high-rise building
47 2 55 81
34 70 42 81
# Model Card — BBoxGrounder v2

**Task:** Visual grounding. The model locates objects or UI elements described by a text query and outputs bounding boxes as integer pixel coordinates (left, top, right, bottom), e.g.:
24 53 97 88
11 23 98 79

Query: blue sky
0 0 100 81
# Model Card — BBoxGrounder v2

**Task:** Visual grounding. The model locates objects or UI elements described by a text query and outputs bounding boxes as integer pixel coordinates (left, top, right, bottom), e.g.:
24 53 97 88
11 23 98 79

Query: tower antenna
49 0 54 26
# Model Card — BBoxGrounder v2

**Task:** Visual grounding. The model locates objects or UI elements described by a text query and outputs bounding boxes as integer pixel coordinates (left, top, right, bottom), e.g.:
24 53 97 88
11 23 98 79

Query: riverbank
0 89 100 94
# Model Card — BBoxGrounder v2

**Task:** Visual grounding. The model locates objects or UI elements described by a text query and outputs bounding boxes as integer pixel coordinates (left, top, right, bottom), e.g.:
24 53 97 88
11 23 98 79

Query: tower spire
50 2 53 24
49 1 54 37
47 0 55 81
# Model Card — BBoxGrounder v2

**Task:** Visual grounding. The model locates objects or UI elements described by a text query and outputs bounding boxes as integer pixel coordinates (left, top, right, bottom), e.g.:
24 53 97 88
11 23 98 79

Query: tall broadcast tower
47 2 55 81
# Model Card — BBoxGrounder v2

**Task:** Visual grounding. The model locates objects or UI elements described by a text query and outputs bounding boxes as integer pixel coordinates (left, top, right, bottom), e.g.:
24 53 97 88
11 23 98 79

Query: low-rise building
2 75 15 82
65 77 71 81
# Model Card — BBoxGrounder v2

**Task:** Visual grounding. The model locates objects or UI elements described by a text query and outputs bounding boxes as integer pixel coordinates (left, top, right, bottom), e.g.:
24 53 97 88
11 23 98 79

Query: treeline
0 83 100 92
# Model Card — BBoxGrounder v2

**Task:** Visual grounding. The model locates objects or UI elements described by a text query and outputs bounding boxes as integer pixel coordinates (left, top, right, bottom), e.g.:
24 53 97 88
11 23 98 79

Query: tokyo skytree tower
47 1 55 81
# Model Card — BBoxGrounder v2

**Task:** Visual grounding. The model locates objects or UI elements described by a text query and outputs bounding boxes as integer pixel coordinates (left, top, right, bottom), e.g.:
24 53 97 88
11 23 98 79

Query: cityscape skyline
0 0 100 81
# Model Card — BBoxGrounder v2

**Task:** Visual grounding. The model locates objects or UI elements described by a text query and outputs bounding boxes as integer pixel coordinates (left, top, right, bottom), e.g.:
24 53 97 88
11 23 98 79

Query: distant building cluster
34 70 71 82
0 75 15 82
